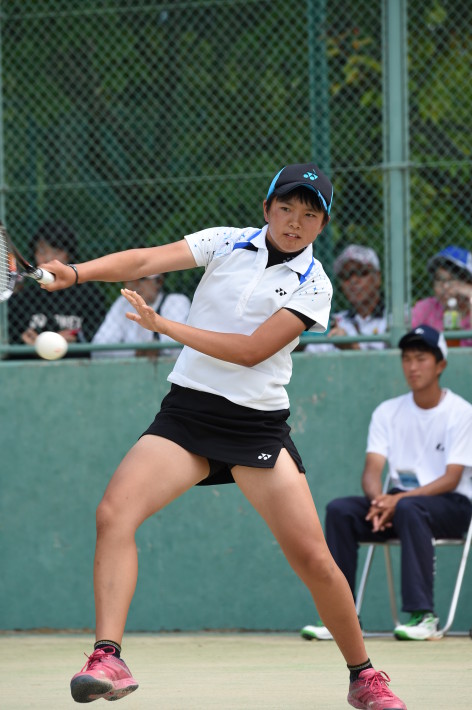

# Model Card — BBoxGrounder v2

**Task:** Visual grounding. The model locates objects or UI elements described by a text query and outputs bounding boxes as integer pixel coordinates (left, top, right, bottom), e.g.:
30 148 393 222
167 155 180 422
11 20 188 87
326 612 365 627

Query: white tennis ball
34 331 68 360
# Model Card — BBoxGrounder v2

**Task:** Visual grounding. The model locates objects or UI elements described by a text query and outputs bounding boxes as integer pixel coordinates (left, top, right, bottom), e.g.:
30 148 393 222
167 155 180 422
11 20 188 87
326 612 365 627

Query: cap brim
272 182 330 213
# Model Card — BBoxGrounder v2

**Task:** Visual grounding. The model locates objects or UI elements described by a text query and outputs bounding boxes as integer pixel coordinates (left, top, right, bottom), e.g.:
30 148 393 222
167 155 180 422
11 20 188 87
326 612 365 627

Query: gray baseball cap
333 245 380 275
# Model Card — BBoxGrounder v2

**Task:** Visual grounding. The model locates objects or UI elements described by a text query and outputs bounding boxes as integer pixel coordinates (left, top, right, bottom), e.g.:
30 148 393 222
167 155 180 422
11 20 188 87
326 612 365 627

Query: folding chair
354 476 472 637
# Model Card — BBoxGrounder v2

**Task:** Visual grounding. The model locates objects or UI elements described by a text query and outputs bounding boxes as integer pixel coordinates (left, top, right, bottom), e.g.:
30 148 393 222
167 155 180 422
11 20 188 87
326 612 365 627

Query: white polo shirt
168 225 332 410
367 390 472 500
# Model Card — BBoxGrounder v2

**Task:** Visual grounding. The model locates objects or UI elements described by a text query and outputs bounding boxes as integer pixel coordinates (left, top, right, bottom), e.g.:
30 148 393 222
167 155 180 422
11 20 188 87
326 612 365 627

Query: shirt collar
251 225 315 275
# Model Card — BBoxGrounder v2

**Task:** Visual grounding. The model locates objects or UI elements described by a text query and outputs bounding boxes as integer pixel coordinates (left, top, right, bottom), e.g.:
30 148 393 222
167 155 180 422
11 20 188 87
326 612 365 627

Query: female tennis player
41 163 407 709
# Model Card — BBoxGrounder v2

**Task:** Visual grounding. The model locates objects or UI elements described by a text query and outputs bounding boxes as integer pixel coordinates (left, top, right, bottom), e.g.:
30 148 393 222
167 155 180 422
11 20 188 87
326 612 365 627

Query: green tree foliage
2 0 470 306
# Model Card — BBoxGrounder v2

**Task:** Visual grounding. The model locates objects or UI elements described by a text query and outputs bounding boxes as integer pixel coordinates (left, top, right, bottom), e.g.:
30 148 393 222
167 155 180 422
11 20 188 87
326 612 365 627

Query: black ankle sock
94 640 121 658
348 658 372 683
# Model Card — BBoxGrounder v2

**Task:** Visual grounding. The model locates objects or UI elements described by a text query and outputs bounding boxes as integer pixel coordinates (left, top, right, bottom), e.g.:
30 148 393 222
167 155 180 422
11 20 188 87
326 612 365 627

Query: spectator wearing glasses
411 246 472 347
305 244 387 352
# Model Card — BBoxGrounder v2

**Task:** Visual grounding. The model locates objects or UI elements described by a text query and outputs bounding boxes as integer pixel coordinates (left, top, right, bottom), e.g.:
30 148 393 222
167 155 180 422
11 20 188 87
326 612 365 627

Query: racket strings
0 234 9 290
0 232 18 300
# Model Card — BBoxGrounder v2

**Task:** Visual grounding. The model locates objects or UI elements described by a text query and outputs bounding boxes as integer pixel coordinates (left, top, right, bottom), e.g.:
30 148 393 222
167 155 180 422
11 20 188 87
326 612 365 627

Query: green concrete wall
1 349 471 632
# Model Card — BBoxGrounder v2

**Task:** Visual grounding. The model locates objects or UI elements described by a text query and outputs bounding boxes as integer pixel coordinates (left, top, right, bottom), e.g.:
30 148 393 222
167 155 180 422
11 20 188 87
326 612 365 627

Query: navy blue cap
398 325 448 361
266 163 333 215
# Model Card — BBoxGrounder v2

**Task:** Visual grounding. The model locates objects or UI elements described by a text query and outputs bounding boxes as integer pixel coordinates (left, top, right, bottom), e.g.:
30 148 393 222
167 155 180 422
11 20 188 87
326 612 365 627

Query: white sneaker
300 622 333 640
394 611 439 640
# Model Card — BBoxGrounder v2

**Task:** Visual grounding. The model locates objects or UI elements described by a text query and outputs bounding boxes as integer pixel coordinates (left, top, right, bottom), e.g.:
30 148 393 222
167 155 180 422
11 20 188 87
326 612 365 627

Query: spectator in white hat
306 244 387 352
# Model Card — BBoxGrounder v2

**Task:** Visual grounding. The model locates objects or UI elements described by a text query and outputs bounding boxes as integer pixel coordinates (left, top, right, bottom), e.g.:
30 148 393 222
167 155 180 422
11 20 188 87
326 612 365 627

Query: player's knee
294 544 337 584
96 494 142 536
312 554 338 585
95 495 119 532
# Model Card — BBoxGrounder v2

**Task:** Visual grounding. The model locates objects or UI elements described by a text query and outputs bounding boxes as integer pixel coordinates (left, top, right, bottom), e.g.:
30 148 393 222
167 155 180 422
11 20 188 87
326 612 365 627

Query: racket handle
30 268 56 284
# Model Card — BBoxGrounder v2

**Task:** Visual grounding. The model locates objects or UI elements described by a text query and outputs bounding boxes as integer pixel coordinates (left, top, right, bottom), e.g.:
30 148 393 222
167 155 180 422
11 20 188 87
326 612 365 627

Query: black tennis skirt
141 384 305 486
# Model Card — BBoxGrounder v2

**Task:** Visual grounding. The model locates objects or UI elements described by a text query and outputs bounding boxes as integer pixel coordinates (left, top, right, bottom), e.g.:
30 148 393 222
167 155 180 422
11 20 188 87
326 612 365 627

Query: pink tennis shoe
70 646 138 703
348 669 407 709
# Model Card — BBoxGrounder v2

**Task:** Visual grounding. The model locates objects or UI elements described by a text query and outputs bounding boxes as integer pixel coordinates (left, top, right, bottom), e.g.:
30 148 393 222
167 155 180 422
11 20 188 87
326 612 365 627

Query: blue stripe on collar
232 229 263 250
299 257 315 283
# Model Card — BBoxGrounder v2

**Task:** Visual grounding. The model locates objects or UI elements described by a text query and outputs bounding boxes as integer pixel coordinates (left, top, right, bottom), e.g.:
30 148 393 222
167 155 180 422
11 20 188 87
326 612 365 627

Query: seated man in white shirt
301 325 472 640
306 244 387 352
92 274 191 358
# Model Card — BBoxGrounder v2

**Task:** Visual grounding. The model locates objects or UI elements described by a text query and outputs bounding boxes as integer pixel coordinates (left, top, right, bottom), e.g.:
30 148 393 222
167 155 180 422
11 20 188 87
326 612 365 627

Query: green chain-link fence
0 0 471 357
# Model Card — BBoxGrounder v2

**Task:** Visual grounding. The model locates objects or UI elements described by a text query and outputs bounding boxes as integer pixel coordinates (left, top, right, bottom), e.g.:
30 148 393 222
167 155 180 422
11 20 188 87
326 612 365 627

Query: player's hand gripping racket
0 220 55 302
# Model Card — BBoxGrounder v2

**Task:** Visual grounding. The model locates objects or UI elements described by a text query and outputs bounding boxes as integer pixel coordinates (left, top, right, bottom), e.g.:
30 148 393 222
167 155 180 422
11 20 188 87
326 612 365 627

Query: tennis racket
0 220 54 302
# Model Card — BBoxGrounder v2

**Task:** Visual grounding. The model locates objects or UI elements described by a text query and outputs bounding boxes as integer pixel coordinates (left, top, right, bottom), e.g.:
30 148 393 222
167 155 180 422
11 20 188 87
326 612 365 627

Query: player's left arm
122 289 307 365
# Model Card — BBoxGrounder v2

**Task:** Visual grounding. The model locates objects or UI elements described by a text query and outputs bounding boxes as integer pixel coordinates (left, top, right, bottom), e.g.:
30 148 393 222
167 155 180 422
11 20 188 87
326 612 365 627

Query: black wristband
67 263 79 284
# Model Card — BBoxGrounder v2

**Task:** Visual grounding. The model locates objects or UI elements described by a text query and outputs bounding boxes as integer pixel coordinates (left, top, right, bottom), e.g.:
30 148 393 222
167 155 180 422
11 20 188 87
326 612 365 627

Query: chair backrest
356 472 472 635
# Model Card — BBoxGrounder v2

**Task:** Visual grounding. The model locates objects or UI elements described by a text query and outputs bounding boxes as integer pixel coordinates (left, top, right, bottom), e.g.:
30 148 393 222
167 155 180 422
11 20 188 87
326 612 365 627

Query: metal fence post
306 0 333 272
382 0 410 346
0 2 8 350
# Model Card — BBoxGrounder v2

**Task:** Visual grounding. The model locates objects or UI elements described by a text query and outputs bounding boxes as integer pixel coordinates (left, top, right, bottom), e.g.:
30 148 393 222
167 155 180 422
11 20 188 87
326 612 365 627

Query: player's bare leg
71 436 209 703
233 451 407 708
94 435 209 643
233 449 368 664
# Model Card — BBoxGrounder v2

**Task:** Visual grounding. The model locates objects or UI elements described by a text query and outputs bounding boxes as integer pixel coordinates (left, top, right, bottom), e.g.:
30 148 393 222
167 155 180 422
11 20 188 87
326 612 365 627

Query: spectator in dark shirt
7 221 106 357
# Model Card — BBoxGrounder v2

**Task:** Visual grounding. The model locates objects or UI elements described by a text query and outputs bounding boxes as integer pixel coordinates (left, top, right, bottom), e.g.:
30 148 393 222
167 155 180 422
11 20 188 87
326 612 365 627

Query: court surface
1 632 469 709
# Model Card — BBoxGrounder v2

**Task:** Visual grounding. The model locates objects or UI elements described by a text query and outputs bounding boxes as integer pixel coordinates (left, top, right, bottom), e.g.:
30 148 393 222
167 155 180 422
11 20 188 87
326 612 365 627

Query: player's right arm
38 240 197 292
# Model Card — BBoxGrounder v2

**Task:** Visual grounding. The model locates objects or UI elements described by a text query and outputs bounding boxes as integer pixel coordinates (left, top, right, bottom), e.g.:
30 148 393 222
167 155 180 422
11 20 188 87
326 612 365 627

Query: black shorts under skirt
141 384 306 486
